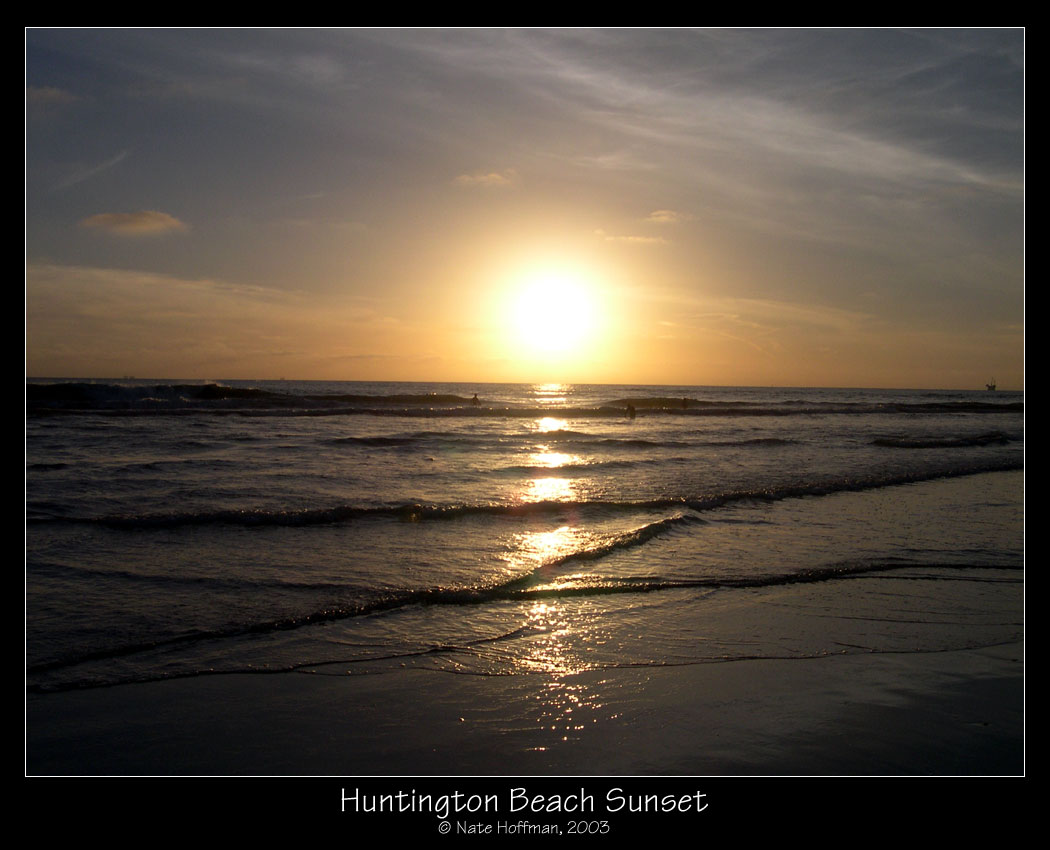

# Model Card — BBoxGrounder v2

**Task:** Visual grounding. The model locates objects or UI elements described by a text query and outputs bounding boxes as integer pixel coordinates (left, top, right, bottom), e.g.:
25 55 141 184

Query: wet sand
26 639 1022 776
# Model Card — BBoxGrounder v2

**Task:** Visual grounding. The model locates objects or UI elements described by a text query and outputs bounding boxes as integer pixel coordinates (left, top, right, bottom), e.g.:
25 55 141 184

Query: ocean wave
26 559 1021 691
536 514 703 569
693 437 797 447
493 459 639 475
30 458 1024 529
607 396 1023 415
872 431 1010 449
28 382 1024 418
330 435 422 447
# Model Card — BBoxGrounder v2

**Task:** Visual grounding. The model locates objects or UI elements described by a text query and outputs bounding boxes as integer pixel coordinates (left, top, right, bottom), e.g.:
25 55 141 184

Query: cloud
25 262 417 380
53 150 130 191
593 228 668 246
79 210 189 236
453 168 517 188
26 85 77 107
645 209 689 224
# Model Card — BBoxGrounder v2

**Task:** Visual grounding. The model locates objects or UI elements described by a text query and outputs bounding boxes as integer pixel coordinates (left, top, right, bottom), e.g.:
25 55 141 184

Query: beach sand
27 636 1021 776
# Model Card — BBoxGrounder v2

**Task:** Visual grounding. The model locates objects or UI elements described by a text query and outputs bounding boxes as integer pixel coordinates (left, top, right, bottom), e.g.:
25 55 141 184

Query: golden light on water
516 603 616 743
496 517 620 735
535 384 567 401
528 450 576 469
505 526 597 594
518 601 581 677
535 415 568 432
519 416 580 501
517 525 579 563
523 477 575 502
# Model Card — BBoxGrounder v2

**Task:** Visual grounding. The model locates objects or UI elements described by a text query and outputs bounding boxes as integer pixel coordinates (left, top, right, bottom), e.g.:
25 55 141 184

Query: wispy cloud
645 210 689 224
79 210 188 236
53 150 130 191
594 228 668 246
26 85 77 107
453 168 518 188
26 261 409 379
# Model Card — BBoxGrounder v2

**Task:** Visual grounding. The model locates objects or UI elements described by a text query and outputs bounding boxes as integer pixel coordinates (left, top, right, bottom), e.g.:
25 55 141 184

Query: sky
25 28 1024 388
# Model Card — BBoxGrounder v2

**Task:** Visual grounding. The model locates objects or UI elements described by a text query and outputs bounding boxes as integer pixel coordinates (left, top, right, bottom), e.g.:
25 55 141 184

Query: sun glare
509 269 597 356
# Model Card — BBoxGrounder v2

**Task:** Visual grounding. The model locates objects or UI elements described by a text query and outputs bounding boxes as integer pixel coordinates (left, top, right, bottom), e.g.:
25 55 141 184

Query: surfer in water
471 394 480 407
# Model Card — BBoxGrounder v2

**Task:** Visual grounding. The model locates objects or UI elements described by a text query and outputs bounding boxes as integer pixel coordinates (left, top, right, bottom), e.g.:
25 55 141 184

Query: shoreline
27 640 1023 777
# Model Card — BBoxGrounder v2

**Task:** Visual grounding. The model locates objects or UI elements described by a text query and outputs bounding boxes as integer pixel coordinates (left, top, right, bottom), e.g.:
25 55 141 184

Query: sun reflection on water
518 601 581 676
535 416 568 433
518 416 581 502
503 408 615 738
507 525 591 573
532 384 570 406
528 450 576 469
523 477 575 502
516 601 618 739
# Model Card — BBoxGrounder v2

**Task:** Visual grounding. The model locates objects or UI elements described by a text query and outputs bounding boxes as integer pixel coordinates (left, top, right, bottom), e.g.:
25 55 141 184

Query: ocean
26 380 1023 706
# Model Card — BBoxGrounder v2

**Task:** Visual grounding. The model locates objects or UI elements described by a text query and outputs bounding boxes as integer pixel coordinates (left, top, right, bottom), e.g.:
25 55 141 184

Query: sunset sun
507 267 600 359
